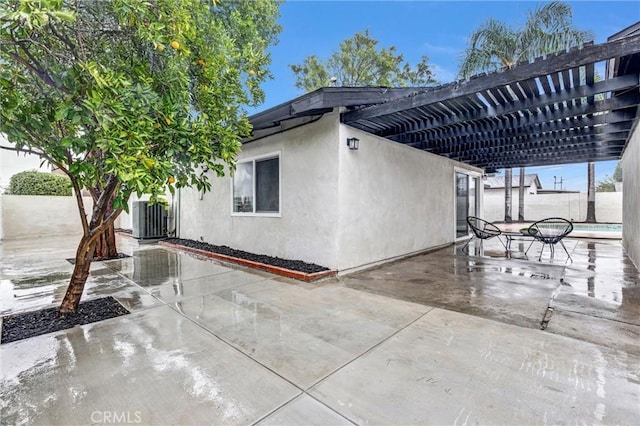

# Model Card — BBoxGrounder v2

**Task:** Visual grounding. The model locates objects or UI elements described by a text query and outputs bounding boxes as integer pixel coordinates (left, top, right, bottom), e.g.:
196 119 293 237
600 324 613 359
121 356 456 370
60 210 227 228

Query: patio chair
525 217 574 261
461 216 506 252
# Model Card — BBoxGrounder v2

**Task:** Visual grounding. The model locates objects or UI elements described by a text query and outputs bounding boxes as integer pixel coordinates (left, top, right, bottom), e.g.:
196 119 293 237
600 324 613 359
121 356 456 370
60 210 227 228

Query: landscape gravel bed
1 297 130 344
163 237 330 274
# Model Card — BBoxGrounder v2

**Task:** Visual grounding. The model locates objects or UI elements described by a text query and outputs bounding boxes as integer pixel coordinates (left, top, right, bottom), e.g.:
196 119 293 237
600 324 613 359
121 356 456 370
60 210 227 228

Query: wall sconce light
346 137 360 150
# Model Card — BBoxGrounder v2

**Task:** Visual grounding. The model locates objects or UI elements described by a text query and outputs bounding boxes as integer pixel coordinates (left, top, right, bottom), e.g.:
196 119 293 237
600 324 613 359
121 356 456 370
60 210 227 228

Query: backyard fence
483 191 622 223
0 195 92 240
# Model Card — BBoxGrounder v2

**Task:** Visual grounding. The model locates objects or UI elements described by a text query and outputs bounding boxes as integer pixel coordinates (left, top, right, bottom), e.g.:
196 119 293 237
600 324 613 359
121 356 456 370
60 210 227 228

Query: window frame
453 167 482 241
230 151 281 217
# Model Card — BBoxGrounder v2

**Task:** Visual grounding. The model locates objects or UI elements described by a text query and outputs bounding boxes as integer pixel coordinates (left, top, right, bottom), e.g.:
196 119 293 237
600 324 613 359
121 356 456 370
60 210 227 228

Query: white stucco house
484 174 542 194
176 29 640 272
178 88 483 273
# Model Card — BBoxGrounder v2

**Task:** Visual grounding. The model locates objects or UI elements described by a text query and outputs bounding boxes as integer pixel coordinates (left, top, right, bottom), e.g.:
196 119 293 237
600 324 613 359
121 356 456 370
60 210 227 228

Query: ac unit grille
132 201 167 239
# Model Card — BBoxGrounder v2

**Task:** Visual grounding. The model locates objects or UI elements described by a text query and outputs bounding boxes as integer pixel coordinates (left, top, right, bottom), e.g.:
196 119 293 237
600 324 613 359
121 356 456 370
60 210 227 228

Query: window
232 154 280 215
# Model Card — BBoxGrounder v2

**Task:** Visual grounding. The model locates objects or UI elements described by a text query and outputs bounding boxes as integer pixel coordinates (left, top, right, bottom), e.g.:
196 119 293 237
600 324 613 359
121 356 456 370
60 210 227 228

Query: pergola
341 34 640 173
250 33 640 174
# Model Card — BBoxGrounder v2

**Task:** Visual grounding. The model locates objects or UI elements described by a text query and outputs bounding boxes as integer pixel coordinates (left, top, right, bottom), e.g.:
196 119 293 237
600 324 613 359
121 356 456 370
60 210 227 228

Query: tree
290 29 437 92
586 162 596 222
458 1 592 79
504 168 512 223
0 0 281 313
613 162 622 182
518 167 525 222
458 0 592 222
596 161 622 192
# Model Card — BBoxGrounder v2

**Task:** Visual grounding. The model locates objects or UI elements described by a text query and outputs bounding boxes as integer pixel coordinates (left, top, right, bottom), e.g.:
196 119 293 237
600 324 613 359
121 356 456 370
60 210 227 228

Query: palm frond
459 0 593 78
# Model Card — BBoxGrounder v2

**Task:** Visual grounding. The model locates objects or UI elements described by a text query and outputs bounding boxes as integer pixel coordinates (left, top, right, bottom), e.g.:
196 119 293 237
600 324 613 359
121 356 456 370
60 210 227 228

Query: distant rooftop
484 174 542 189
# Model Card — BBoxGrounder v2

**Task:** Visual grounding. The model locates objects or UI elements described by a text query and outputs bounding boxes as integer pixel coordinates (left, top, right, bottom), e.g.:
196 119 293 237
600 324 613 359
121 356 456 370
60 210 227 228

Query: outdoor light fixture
346 137 360 150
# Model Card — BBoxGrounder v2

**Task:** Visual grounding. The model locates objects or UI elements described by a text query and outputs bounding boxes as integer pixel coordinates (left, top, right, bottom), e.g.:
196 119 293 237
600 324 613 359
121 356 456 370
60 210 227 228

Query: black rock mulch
1 297 130 344
164 237 330 274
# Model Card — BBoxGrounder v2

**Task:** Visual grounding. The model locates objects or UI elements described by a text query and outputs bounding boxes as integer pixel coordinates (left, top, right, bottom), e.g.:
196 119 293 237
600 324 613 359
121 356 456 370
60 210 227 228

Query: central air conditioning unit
132 201 167 239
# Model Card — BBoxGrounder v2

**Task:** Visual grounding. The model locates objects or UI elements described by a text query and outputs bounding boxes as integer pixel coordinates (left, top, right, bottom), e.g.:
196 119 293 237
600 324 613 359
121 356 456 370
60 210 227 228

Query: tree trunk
92 194 119 260
586 162 596 223
94 221 118 260
518 167 525 222
59 235 98 314
504 168 512 223
61 174 124 314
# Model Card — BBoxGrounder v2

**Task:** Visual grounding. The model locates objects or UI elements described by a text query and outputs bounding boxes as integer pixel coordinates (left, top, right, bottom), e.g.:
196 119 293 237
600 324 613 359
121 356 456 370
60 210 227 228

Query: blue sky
254 0 640 191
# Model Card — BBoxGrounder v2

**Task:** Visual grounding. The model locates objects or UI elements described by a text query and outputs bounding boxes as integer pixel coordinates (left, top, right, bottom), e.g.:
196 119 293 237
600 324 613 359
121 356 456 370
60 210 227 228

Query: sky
253 0 640 191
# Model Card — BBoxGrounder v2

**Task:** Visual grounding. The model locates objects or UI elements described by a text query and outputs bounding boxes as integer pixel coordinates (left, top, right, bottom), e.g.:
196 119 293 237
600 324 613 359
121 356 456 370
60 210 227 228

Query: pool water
572 224 622 232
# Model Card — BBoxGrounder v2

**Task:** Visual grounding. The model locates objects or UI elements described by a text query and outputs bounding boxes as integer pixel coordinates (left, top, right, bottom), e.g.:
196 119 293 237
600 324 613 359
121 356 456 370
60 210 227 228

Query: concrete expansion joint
163 298 305 391
305 306 437 389
250 392 356 426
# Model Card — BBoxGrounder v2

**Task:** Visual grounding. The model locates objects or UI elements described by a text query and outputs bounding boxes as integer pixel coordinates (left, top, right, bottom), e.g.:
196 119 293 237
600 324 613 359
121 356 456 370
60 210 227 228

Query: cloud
423 42 459 56
430 63 457 83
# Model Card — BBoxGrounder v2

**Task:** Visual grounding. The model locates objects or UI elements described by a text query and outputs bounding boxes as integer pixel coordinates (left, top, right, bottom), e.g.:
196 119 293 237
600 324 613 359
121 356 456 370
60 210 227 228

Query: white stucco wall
0 135 51 193
622 126 640 268
484 191 622 223
484 189 535 222
0 195 92 239
178 112 341 268
179 111 482 271
335 124 482 271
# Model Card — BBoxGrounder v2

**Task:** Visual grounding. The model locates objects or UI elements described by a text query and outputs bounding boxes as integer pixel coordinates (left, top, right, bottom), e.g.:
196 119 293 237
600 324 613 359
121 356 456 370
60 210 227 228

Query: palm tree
586 162 596 222
505 168 513 223
518 167 525 221
459 1 592 222
459 1 592 79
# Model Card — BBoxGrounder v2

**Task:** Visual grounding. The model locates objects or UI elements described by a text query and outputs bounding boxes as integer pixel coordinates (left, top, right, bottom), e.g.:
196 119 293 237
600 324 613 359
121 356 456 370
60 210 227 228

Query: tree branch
71 176 90 235
48 21 76 51
0 49 70 94
0 144 45 157
87 207 123 243
90 174 119 226
0 143 67 173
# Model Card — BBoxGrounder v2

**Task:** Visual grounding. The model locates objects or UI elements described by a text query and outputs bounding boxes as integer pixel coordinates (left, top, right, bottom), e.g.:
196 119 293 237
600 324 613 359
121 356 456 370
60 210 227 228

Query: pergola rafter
341 34 640 171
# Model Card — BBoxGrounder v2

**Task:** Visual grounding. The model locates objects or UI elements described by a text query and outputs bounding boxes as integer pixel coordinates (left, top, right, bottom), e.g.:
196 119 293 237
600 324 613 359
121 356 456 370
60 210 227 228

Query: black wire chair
525 217 574 261
461 216 506 252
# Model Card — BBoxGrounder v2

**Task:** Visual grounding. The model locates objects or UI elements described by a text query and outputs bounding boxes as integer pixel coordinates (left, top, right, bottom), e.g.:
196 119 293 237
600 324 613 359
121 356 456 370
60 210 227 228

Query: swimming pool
572 224 622 232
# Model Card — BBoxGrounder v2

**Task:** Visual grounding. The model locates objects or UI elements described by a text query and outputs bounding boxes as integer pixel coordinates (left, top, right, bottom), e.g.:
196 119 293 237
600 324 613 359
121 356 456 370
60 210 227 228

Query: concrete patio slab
310 307 640 425
341 245 566 329
545 309 640 355
1 305 300 425
176 280 431 389
1 263 162 317
554 240 640 326
140 269 271 305
257 395 352 425
105 247 240 286
1 234 639 425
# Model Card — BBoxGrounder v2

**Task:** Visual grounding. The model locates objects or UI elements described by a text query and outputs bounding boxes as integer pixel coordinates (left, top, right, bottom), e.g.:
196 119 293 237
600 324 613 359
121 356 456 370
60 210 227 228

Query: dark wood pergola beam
406 113 636 147
368 74 639 140
396 97 639 144
416 129 630 154
342 34 640 122
415 134 630 159
470 152 622 169
452 143 624 163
